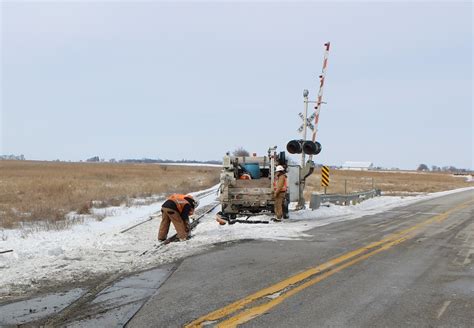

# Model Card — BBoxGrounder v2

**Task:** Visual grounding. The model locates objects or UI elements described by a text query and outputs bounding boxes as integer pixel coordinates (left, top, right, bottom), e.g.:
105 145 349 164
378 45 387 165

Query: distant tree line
86 156 221 165
417 163 471 173
0 154 25 160
120 158 222 165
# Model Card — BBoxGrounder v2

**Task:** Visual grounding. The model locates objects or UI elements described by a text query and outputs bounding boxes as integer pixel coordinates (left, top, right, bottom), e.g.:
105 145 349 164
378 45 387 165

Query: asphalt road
127 190 473 328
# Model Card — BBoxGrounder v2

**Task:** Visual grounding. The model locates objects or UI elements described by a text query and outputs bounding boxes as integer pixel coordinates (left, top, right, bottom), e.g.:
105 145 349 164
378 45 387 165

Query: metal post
324 187 327 195
301 90 309 167
298 169 305 209
269 147 276 187
345 179 347 194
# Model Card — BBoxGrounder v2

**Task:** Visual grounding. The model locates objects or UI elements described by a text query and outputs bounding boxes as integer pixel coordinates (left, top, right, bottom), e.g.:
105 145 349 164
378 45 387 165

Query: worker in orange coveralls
158 194 199 241
273 165 288 222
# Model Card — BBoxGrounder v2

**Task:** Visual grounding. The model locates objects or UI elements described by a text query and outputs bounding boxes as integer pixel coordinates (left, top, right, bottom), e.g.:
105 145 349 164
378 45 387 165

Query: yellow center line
217 235 410 327
185 200 472 328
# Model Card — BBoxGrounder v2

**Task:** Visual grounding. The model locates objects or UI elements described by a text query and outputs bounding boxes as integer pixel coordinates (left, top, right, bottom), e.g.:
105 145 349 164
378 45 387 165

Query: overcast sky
1 1 472 169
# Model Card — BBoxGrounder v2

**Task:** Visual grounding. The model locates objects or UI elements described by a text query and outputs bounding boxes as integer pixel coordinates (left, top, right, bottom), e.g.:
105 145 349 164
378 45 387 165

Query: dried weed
305 169 471 199
0 161 219 229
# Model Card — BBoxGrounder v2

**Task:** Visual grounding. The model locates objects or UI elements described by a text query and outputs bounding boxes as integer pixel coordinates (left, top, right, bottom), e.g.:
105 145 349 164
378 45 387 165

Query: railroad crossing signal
321 166 330 187
297 112 316 132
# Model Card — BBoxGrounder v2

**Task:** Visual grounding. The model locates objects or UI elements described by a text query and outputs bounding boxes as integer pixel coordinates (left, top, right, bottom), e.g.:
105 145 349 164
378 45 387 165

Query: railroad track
119 187 220 234
140 201 221 256
43 190 221 327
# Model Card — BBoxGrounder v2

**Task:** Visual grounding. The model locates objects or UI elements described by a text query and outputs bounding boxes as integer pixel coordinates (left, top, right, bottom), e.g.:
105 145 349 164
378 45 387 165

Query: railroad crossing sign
297 112 316 133
321 166 330 187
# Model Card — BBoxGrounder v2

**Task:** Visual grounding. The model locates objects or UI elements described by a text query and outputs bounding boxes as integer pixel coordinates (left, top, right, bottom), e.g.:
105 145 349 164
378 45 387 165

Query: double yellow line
185 200 472 328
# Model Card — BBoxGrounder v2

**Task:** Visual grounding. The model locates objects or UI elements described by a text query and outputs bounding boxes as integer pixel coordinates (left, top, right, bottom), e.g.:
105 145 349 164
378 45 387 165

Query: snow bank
0 186 472 298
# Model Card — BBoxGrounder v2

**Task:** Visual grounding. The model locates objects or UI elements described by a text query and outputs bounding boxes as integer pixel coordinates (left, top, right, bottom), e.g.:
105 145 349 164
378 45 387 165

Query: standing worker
273 165 288 222
158 194 199 241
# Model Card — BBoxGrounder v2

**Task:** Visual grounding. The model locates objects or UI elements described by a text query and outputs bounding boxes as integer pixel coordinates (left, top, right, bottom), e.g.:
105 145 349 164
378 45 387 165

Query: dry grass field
305 168 472 198
1 161 471 230
0 161 220 229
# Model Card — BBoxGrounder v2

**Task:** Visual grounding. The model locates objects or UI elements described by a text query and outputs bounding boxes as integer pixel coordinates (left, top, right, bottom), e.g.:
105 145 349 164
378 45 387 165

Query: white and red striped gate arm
311 42 330 144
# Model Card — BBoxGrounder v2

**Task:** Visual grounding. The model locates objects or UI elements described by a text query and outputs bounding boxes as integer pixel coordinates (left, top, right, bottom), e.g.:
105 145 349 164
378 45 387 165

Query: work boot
179 235 192 241
272 218 282 222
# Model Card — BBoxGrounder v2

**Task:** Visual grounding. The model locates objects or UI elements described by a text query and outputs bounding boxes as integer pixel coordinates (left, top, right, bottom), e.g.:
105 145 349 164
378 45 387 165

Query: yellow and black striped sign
321 166 330 187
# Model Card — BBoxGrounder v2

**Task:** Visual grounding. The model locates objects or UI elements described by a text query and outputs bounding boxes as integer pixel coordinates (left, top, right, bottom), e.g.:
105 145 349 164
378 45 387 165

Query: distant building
86 156 100 162
341 161 374 171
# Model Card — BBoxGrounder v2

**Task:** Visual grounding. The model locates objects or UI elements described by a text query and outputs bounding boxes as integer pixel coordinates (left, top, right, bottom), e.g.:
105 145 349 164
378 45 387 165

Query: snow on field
0 186 472 298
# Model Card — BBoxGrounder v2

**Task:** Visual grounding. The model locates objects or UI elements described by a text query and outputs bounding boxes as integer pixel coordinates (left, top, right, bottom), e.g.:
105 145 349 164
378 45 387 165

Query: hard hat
185 195 199 208
275 165 285 172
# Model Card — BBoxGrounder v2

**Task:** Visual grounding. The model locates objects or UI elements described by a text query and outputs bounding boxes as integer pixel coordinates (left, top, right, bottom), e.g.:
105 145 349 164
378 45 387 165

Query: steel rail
140 202 220 256
120 188 218 234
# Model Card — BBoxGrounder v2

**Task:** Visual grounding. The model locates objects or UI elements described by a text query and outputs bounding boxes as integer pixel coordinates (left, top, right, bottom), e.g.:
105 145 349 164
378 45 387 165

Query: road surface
127 189 473 327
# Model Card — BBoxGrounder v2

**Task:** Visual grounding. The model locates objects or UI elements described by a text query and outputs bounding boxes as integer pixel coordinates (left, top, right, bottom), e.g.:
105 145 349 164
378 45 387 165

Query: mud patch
57 265 175 327
0 288 85 326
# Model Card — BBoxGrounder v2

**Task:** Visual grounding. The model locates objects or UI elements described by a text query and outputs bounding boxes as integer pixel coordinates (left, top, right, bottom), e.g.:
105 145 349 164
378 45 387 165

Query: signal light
315 141 322 154
302 141 322 155
286 140 302 154
286 140 322 155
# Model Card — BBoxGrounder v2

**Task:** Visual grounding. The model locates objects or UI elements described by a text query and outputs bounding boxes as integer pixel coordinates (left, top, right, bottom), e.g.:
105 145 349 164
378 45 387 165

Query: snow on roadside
0 186 472 298
190 186 474 244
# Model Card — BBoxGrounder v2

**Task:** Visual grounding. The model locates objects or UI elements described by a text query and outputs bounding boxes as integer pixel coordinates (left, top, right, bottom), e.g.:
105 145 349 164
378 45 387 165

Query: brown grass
304 168 472 199
1 161 471 229
0 161 220 229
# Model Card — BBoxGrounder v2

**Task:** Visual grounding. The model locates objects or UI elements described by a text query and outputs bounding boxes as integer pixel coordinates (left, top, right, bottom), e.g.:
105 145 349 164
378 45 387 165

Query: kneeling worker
158 194 199 242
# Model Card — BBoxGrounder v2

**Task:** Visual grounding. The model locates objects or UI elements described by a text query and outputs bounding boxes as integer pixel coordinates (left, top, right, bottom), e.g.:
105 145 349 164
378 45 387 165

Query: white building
341 161 374 171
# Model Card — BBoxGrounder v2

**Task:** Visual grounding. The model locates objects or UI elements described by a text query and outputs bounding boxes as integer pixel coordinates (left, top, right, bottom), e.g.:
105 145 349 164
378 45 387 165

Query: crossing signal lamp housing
286 140 302 154
286 140 322 155
303 140 322 155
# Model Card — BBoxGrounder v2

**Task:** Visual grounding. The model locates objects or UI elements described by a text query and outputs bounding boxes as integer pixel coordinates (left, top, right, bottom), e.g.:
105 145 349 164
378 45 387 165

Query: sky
0 0 472 170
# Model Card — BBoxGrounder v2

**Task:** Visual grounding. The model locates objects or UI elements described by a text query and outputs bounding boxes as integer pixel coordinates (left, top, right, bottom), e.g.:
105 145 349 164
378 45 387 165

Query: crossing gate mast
219 42 331 217
287 42 331 208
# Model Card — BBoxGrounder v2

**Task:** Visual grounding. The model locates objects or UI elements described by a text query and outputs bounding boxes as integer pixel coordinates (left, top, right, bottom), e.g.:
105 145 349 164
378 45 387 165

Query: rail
140 202 220 256
120 187 219 234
